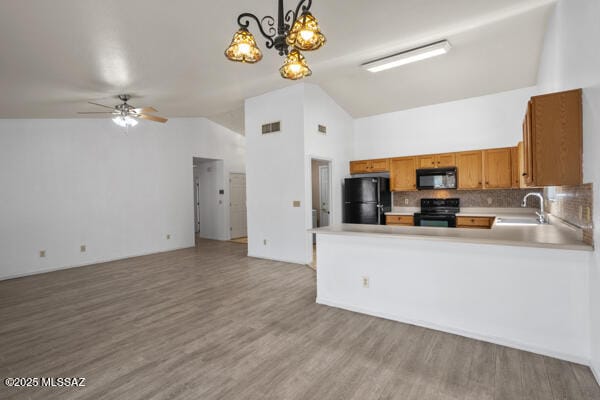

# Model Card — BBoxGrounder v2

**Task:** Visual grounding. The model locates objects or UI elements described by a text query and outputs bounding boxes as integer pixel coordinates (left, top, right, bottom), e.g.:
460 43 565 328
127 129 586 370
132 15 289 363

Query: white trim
0 246 194 281
247 253 305 266
592 361 600 386
316 296 590 366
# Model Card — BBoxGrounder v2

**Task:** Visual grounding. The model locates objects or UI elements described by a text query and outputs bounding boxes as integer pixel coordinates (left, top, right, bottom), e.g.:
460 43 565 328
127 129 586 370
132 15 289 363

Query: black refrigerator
343 177 391 225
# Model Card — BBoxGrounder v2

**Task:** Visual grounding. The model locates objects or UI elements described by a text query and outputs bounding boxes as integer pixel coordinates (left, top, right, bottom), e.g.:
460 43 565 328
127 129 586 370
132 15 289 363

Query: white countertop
386 207 539 217
312 213 592 251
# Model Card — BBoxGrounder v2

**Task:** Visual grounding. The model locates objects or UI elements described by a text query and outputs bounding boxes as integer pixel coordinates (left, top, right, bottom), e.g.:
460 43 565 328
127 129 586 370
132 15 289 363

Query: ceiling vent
261 121 281 134
318 124 327 134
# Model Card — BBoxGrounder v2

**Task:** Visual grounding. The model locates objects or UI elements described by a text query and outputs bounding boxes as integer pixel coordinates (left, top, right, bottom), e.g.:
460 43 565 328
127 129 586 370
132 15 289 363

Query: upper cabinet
522 89 583 187
350 158 390 174
390 157 417 191
483 147 513 189
416 153 456 169
456 151 483 190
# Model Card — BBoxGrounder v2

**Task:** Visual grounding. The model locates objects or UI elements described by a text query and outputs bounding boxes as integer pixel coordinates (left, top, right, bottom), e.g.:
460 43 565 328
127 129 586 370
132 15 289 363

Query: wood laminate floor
1 239 599 400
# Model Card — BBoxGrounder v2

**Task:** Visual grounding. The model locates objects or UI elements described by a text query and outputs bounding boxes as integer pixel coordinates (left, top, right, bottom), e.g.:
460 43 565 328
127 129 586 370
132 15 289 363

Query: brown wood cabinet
483 147 512 189
511 146 520 188
522 89 583 187
385 215 414 226
456 216 495 229
349 158 390 174
456 151 483 190
390 157 416 191
416 153 456 169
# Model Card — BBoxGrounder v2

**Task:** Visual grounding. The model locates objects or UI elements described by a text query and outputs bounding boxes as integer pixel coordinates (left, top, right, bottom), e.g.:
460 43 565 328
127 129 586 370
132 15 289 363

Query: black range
413 198 460 228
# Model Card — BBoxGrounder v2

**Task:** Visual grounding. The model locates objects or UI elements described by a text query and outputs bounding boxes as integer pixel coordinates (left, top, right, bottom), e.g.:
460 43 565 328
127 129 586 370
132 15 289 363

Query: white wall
245 83 353 264
0 117 245 280
245 85 307 264
536 0 600 381
353 86 538 159
303 84 354 261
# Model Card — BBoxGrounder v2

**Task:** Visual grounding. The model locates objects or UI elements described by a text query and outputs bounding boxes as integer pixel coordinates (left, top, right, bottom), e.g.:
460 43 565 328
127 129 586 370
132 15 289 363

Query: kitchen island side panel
316 233 591 364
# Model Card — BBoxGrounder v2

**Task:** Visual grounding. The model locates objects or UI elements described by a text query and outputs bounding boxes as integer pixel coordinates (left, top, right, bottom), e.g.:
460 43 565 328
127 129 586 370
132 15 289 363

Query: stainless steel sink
495 217 544 226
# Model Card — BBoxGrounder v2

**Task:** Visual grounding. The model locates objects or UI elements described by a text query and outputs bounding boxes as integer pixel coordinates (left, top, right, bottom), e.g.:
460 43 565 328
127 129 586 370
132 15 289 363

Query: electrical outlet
166 234 171 240
404 198 409 205
362 276 369 288
487 197 493 205
39 250 46 258
80 245 86 253
579 205 583 220
263 239 267 246
293 200 301 207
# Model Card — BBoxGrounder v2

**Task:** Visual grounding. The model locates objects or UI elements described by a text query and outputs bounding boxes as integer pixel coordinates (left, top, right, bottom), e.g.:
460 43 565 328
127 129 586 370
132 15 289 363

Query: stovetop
417 198 460 215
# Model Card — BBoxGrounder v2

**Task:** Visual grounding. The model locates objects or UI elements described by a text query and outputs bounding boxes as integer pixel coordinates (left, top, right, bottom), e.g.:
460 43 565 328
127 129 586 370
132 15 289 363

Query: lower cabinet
456 216 495 229
386 215 414 226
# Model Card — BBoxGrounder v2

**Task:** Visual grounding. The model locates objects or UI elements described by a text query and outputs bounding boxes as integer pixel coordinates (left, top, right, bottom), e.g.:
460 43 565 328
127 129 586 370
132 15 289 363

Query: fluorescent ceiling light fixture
362 40 452 73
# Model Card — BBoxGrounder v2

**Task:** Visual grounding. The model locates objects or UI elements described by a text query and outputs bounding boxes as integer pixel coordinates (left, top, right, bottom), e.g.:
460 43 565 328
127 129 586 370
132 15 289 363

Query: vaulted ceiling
0 0 555 133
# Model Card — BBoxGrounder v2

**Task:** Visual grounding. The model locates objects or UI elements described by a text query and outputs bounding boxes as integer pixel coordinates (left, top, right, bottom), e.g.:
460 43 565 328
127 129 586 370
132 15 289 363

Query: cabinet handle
522 173 528 176
478 182 482 185
485 181 489 184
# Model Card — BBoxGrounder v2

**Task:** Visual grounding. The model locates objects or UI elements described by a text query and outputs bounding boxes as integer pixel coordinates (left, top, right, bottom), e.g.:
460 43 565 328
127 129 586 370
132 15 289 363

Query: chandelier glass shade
225 0 325 80
224 28 263 63
286 12 325 51
279 49 312 80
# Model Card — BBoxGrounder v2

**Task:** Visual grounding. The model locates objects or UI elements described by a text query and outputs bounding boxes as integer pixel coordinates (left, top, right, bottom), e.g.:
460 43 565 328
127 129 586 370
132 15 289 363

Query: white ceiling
0 0 555 133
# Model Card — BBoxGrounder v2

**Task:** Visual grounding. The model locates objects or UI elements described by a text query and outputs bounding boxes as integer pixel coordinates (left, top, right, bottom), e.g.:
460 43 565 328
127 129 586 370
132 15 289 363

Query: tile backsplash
392 188 543 209
544 183 593 245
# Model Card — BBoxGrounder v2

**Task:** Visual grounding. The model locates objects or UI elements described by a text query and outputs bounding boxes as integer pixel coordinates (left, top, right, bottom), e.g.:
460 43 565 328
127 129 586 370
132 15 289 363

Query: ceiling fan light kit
225 0 326 80
78 94 168 129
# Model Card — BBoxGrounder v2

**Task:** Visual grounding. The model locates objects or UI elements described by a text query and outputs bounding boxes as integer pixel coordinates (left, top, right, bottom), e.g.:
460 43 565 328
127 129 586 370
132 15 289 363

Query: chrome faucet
521 192 547 224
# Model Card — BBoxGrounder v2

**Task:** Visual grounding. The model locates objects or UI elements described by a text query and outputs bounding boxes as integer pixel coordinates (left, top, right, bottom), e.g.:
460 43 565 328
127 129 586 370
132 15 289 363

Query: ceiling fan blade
138 114 168 123
77 111 116 114
88 101 116 110
132 107 158 114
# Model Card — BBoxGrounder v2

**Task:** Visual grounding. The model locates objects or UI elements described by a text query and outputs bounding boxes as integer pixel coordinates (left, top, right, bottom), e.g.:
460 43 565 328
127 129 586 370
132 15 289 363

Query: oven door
413 213 456 228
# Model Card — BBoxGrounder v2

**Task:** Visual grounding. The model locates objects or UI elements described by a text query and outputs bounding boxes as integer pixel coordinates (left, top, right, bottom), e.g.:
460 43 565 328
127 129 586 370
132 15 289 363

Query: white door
319 165 330 227
229 173 247 239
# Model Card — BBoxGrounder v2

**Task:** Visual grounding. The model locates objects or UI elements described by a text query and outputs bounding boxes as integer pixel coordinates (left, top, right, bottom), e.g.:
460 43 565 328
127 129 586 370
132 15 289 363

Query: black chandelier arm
292 0 312 22
237 13 276 48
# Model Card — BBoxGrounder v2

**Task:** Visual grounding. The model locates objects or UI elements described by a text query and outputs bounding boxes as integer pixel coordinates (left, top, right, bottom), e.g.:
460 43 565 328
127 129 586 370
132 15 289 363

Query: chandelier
225 0 326 80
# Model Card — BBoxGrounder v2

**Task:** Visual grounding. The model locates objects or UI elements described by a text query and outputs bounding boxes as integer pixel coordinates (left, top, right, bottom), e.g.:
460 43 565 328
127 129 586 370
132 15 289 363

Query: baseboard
247 252 307 266
592 360 600 387
0 245 194 281
316 297 590 366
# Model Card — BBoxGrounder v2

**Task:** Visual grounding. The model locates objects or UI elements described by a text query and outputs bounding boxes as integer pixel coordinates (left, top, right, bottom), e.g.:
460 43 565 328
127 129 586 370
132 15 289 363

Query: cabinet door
369 158 390 172
436 153 456 168
511 146 520 188
416 155 436 169
456 151 483 190
522 101 534 186
349 160 370 174
390 157 416 191
530 89 582 186
483 148 512 189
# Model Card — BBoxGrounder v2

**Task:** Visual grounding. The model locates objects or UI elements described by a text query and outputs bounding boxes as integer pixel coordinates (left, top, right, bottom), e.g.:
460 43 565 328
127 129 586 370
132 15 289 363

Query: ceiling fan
78 94 168 127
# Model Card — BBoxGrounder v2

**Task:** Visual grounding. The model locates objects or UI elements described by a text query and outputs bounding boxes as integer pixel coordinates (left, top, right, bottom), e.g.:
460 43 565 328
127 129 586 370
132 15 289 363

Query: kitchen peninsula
312 213 592 364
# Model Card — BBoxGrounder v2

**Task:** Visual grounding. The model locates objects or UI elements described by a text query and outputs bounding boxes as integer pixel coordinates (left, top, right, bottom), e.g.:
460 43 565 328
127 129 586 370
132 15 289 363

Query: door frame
318 164 331 227
307 156 333 264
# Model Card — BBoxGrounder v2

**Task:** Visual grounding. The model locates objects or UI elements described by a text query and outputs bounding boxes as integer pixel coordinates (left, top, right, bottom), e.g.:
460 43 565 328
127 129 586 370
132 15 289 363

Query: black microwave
416 167 457 190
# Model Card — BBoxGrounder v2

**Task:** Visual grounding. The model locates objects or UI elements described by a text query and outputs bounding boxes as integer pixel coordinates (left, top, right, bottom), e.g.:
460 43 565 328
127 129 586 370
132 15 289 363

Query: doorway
310 158 332 268
193 157 226 242
229 172 247 240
